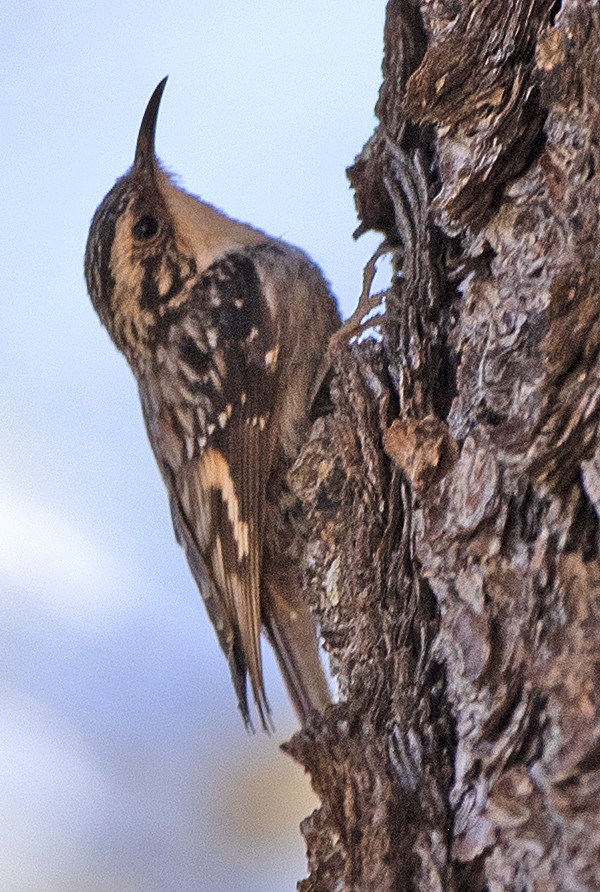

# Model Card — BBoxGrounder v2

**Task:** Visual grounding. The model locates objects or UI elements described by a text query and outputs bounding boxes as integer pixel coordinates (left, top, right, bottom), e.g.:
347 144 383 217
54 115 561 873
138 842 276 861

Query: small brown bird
84 79 340 730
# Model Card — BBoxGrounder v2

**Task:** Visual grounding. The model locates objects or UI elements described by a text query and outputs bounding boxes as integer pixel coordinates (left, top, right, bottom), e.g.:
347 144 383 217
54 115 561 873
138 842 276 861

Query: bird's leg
310 241 391 408
329 240 391 353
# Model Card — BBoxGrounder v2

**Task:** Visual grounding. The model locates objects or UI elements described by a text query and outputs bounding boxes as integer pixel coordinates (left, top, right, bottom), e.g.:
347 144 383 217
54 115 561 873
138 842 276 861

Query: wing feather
139 249 279 729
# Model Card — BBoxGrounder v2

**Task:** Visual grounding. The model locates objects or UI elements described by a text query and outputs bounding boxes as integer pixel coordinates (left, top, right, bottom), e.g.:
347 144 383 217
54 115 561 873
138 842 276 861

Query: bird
84 78 340 730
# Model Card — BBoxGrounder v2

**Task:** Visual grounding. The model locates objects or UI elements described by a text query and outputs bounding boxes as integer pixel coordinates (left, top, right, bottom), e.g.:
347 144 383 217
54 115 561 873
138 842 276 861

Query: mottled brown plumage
84 78 340 729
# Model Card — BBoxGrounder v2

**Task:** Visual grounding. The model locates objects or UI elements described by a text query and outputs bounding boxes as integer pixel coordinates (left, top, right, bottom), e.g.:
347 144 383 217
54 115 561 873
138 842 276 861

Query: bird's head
84 78 198 361
85 79 269 364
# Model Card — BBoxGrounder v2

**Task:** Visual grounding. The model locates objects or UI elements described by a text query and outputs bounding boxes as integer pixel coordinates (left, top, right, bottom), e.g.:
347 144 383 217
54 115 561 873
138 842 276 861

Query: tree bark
286 2 600 890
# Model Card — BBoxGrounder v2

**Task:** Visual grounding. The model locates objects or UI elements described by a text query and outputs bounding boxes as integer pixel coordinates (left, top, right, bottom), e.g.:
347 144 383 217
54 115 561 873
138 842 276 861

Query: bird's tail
262 563 331 725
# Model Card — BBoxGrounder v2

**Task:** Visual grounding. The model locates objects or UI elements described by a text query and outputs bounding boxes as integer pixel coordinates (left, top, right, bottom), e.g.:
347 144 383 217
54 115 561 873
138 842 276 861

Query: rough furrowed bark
286 2 600 891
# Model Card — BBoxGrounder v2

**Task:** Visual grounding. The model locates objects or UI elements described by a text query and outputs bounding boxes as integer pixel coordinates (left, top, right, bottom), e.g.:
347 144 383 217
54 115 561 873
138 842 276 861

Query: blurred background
1 3 385 890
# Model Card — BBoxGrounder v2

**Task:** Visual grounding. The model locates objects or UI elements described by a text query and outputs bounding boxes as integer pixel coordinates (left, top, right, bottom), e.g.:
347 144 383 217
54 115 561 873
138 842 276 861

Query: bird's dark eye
132 215 159 241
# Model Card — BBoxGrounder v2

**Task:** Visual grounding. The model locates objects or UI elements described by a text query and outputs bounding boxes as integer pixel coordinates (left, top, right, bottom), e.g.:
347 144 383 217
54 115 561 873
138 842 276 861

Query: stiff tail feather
262 564 331 725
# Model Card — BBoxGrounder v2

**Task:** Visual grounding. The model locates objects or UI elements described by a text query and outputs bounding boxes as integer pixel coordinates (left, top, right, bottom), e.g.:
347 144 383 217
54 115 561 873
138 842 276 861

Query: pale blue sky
1 4 385 890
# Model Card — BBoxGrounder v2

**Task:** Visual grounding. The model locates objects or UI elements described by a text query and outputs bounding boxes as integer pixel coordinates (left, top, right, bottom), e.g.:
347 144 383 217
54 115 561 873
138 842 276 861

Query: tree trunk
286 2 600 890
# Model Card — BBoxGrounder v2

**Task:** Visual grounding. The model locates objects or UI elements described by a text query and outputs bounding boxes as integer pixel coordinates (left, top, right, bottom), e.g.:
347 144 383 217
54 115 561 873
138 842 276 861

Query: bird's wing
139 250 280 730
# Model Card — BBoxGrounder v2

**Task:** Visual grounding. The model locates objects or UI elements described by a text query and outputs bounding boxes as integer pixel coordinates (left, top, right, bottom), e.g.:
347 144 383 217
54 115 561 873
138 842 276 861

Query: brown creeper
84 78 340 730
